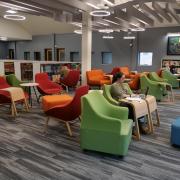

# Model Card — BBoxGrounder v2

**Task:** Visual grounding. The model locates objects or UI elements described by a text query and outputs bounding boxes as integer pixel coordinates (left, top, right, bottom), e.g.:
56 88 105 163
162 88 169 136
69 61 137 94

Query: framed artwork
167 36 180 55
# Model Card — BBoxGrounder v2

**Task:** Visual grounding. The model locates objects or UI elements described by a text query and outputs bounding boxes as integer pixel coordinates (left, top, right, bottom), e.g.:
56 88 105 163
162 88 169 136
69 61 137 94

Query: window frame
138 52 153 66
101 52 112 65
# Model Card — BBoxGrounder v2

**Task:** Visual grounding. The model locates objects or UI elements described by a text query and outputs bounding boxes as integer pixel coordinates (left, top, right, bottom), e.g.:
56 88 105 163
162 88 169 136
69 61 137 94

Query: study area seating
6 74 24 87
80 91 133 156
119 66 136 79
35 72 63 98
60 70 80 92
0 76 29 116
103 84 153 140
161 70 179 88
149 72 168 83
43 85 89 136
86 69 111 88
140 74 167 101
149 72 174 102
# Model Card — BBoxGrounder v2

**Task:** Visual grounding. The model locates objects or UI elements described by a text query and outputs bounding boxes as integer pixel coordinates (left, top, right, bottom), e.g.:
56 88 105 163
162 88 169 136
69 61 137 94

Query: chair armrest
104 102 129 120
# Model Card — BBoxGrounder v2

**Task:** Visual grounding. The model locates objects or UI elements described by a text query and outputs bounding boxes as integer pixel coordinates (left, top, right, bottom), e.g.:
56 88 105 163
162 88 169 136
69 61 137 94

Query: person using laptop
110 72 149 134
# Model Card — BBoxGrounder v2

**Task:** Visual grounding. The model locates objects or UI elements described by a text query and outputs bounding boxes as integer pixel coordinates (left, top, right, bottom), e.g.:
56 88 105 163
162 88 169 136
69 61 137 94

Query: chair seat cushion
43 88 61 94
42 94 73 111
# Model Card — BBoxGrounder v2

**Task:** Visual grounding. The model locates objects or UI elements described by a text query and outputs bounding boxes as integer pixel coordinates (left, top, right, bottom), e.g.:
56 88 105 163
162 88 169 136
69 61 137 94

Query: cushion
42 94 73 111
171 117 180 146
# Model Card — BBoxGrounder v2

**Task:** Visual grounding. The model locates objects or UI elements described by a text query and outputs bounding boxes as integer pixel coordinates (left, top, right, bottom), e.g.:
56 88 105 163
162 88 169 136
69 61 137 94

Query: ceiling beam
140 3 163 23
56 0 91 11
114 9 146 29
104 15 138 29
0 0 54 16
165 3 180 23
126 6 154 26
152 2 172 22
114 0 177 10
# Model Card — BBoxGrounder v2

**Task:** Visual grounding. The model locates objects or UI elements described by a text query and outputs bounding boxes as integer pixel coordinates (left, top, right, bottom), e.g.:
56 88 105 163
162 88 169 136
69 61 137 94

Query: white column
81 12 92 85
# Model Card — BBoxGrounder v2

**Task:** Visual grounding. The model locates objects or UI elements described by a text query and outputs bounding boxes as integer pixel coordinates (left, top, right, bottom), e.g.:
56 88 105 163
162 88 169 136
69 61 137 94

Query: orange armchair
119 66 136 79
86 69 111 88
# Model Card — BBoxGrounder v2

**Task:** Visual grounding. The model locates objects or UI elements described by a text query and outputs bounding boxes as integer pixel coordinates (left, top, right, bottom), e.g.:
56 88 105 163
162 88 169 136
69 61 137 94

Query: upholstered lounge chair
80 90 133 156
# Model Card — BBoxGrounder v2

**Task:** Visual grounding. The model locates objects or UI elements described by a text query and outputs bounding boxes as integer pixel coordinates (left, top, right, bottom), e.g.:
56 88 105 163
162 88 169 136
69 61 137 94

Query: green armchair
140 75 167 101
6 74 24 87
161 70 179 88
80 91 133 156
149 72 168 83
103 83 133 105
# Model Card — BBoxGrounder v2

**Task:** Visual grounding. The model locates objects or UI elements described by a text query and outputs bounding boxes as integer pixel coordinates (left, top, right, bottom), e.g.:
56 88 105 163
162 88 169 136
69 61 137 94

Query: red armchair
35 73 63 99
60 70 80 92
128 74 141 91
43 85 89 136
109 67 120 76
0 76 29 116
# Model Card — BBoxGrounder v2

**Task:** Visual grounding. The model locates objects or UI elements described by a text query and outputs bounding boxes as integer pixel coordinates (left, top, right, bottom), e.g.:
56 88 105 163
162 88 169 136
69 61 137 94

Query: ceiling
0 0 180 40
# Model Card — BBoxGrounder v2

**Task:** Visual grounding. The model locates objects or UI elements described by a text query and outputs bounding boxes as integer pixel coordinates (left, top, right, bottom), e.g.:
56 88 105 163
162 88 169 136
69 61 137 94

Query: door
45 48 52 61
56 48 65 61
8 49 15 59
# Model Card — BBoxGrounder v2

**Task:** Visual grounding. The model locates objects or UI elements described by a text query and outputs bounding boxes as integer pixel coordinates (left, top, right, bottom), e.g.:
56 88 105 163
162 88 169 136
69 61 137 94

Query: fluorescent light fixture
74 29 82 34
131 28 145 32
104 19 119 25
103 35 114 39
168 33 180 37
103 0 114 6
0 37 7 41
90 10 110 17
6 9 17 14
99 29 114 33
71 22 82 27
4 14 26 20
123 36 136 39
86 2 100 9
96 21 109 26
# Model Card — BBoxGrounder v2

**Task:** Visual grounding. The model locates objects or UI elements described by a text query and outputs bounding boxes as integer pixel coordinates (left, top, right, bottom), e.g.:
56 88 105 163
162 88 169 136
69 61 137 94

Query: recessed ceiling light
123 36 136 40
96 21 109 26
86 2 100 9
90 10 110 17
103 35 114 39
4 14 26 21
99 29 114 33
131 28 145 32
74 29 82 34
6 9 17 14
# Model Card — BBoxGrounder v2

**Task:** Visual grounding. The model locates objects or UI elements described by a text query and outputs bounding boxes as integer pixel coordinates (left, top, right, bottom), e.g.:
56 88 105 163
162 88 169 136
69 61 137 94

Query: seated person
59 66 70 79
111 72 148 134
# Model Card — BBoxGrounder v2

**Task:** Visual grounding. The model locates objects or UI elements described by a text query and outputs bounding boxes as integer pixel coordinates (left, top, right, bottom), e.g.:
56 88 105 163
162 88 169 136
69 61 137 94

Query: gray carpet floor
0 91 180 180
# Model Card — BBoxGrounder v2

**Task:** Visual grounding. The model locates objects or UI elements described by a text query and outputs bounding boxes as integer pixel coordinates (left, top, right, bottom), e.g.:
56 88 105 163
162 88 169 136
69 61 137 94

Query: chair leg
44 116 50 133
12 101 17 117
133 118 140 140
24 99 30 112
65 122 72 136
146 114 152 134
155 109 160 127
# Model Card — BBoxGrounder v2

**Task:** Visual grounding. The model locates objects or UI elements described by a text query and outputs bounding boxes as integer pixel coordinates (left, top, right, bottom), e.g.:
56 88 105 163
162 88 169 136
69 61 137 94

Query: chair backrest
0 76 11 89
128 73 140 90
149 72 164 82
35 72 54 88
86 69 104 81
103 84 119 105
61 70 80 87
119 67 130 76
70 85 89 119
110 67 120 76
6 74 21 87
